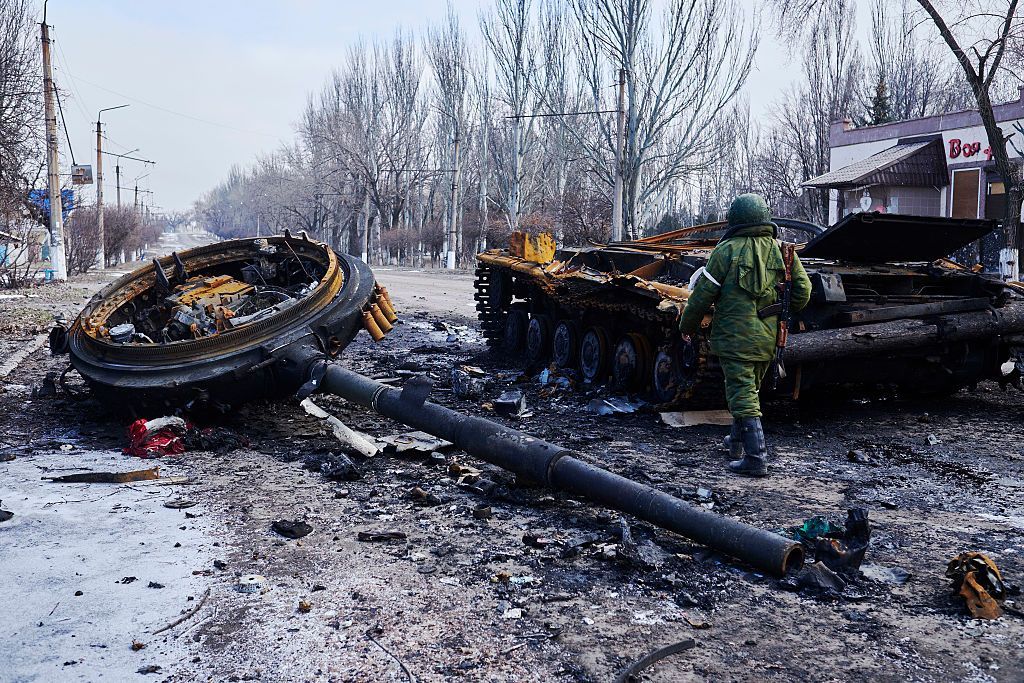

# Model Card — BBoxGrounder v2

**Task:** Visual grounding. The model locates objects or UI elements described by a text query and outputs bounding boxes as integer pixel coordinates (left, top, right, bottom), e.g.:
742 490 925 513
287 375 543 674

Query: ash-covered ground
1 259 1022 682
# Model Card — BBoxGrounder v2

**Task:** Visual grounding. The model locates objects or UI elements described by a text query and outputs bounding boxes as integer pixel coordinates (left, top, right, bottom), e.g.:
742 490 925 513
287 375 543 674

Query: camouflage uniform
678 194 811 476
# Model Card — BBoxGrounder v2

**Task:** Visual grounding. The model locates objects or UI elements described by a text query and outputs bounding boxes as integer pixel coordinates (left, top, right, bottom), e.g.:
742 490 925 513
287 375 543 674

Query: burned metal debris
53 233 805 577
475 213 1024 405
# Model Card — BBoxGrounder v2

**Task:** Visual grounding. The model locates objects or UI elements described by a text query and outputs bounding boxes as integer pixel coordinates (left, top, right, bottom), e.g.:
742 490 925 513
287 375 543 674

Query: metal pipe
787 300 1024 365
318 364 804 576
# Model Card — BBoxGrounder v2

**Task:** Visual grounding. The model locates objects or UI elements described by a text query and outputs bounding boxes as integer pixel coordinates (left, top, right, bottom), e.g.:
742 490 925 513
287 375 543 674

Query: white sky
45 0 868 212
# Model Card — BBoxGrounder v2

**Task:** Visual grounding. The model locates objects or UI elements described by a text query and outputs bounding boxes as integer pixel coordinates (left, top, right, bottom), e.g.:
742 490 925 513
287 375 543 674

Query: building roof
802 139 948 189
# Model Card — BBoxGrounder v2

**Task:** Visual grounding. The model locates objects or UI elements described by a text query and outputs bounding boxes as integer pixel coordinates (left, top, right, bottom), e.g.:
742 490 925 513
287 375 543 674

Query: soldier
677 193 811 476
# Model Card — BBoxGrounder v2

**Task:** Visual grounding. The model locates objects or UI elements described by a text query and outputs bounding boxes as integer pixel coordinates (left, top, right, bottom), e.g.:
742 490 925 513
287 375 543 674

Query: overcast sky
46 0 864 213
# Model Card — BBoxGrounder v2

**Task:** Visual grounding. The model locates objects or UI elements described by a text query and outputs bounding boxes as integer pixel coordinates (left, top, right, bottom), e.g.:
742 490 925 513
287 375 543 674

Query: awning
803 139 948 189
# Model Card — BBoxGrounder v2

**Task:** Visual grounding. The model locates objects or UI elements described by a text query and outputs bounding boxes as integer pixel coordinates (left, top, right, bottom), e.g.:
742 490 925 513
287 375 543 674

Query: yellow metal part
173 275 254 308
375 285 398 323
369 304 393 333
363 310 385 341
508 231 557 263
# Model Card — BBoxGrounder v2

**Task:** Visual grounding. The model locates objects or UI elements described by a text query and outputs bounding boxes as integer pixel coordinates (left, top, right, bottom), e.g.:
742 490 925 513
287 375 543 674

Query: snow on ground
0 448 216 682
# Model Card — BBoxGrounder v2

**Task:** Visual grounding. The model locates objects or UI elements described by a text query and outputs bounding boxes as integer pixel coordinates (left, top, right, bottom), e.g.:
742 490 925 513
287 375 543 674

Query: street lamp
96 104 129 268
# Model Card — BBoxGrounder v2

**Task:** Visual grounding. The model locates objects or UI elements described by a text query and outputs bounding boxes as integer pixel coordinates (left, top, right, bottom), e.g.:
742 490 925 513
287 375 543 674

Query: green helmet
726 193 772 230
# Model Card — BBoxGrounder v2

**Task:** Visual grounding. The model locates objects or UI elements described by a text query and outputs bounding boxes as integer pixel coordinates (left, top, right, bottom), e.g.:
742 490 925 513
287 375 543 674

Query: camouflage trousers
718 358 770 418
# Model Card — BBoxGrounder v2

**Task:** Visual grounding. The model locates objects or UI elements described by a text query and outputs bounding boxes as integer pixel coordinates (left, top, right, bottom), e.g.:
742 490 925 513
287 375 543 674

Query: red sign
948 138 992 160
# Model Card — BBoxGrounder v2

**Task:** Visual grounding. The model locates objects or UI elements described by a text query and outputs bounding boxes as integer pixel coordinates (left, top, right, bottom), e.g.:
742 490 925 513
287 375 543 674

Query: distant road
371 266 477 318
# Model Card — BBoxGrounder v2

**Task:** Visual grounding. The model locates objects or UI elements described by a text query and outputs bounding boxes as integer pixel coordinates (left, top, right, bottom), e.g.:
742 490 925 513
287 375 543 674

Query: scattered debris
660 410 733 427
493 389 526 417
44 467 160 484
380 431 453 456
162 499 197 509
472 504 492 520
451 365 489 398
613 639 696 683
926 433 941 446
860 564 912 585
587 397 643 415
814 509 871 573
151 588 211 635
236 575 267 594
303 451 361 480
298 600 313 613
847 449 879 466
131 640 146 651
946 552 1006 619
683 615 711 629
137 665 161 675
781 561 849 598
124 417 189 458
272 519 313 539
617 518 670 570
0 500 12 523
117 576 138 584
357 530 408 542
522 533 555 549
147 582 165 589
300 398 381 458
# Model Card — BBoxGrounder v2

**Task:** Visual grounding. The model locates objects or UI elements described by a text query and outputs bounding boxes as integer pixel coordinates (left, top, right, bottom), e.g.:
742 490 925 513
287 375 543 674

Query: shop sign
948 139 992 161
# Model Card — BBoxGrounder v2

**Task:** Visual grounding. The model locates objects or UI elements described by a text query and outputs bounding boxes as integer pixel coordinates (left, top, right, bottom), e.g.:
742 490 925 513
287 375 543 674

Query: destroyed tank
474 213 1024 406
53 230 398 412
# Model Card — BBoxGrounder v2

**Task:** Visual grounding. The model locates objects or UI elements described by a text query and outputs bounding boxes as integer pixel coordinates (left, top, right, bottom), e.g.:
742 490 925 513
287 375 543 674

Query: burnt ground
1 261 1023 682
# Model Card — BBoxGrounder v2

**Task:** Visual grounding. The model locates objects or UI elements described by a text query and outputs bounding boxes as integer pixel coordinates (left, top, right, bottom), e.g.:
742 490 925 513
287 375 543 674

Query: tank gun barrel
314 362 805 577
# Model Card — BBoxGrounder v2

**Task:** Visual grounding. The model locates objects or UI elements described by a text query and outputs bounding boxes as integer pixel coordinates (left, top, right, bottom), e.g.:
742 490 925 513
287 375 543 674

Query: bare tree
427 7 471 267
0 0 44 247
569 0 758 237
480 0 540 232
771 0 863 224
916 0 1022 278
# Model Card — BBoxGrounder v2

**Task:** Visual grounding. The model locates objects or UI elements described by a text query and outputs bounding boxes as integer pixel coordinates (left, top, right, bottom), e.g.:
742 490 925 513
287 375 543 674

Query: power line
63 71 283 139
53 84 76 165
100 150 155 164
51 28 93 126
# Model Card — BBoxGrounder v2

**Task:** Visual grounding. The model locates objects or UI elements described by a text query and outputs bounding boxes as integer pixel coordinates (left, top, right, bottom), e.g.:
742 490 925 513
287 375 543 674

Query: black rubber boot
728 416 768 477
723 420 744 459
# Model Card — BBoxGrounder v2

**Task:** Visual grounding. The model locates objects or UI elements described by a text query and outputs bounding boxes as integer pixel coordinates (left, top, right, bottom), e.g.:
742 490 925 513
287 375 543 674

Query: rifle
767 243 796 390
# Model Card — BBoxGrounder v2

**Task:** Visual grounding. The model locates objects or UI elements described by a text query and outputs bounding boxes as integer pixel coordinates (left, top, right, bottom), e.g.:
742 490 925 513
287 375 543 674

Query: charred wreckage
475 213 1024 404
47 217 1024 578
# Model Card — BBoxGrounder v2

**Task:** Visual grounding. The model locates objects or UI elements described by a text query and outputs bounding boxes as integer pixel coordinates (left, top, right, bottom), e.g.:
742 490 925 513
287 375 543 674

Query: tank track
474 264 505 348
472 260 725 410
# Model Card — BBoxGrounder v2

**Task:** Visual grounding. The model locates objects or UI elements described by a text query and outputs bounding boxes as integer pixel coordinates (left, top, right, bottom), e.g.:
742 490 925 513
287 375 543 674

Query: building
804 87 1024 275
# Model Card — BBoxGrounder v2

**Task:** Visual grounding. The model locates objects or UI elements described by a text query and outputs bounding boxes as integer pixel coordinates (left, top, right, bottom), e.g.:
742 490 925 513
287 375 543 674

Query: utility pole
40 13 67 281
95 105 128 268
446 132 460 270
611 68 626 243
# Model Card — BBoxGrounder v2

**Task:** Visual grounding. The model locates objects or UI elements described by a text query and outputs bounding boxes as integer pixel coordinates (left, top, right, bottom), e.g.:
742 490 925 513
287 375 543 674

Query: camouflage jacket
677 225 811 362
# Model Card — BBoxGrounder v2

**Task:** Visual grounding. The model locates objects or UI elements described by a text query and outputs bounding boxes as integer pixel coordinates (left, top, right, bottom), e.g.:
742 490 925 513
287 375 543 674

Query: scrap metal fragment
43 467 160 483
613 639 697 683
300 398 381 458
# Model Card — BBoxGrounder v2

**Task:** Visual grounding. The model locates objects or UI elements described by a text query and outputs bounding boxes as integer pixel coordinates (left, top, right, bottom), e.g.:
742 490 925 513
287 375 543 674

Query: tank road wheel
527 314 553 363
652 349 684 403
579 326 611 384
552 320 579 369
504 309 529 353
612 333 653 391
